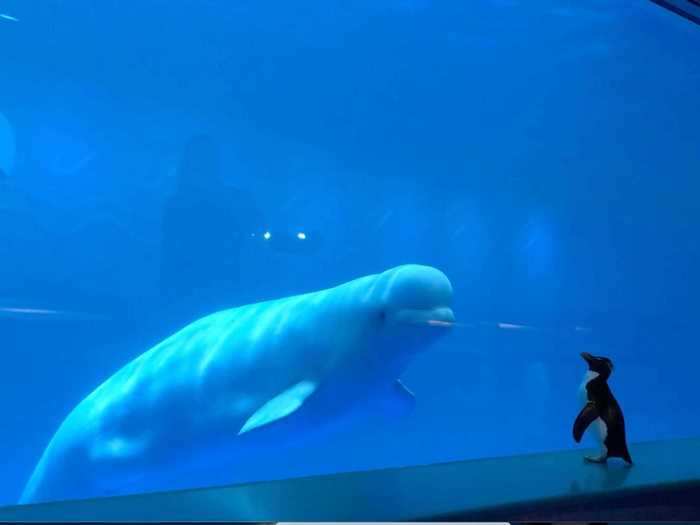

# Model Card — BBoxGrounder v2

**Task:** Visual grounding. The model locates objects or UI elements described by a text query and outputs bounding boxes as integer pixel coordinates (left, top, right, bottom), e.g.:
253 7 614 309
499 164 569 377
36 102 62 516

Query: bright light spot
297 232 306 240
263 231 271 240
0 14 19 22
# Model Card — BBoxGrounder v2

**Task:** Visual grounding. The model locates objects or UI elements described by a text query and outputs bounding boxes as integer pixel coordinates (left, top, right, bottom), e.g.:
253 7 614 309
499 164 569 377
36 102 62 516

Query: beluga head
377 264 454 329
325 264 455 381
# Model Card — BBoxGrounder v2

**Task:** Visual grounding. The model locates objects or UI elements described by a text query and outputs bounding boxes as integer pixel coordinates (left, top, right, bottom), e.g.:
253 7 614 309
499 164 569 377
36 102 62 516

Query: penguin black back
573 352 633 465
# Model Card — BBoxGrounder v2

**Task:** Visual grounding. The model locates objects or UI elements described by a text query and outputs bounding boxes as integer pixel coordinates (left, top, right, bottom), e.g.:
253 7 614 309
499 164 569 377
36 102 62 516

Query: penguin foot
584 454 608 464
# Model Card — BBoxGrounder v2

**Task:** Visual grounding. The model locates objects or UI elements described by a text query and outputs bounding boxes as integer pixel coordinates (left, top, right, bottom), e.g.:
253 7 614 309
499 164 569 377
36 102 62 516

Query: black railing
650 0 700 25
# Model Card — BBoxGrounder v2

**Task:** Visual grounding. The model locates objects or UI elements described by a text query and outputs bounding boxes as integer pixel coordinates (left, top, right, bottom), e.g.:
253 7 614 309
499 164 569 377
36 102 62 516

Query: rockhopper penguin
574 352 633 465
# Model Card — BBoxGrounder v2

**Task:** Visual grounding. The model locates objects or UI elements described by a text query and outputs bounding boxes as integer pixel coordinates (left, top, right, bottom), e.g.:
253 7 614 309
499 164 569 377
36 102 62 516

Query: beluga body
20 264 455 503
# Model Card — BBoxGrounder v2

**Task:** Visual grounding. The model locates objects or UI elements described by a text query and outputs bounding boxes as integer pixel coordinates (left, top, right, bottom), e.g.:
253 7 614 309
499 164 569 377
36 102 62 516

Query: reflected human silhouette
160 135 264 321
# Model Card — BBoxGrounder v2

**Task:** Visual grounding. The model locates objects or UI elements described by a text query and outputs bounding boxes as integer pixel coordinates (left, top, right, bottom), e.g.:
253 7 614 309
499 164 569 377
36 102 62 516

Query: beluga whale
20 264 455 504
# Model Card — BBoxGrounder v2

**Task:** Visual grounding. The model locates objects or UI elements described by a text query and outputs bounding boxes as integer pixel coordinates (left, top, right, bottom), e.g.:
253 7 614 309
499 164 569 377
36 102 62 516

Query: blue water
1 0 699 506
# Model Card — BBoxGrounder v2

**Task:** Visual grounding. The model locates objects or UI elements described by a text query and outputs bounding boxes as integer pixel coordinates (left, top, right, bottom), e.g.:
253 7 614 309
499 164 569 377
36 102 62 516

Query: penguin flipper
573 402 599 443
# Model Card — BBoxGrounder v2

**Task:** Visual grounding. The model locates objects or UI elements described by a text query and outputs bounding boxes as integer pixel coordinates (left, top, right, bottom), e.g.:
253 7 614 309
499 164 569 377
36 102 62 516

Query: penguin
573 352 633 465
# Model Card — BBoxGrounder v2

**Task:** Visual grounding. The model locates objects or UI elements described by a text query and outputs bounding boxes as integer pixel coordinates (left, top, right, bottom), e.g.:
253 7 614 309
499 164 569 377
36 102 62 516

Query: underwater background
1 0 699 506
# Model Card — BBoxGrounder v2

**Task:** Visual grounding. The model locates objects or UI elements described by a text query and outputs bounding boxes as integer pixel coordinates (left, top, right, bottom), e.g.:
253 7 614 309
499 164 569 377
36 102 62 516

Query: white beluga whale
20 264 455 504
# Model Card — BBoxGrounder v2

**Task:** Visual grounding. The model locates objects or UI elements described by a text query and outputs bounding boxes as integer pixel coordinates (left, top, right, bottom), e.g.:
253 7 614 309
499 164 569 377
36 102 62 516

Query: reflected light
0 112 15 173
263 231 271 240
0 307 58 315
297 232 306 240
497 322 530 330
427 319 454 327
0 306 110 321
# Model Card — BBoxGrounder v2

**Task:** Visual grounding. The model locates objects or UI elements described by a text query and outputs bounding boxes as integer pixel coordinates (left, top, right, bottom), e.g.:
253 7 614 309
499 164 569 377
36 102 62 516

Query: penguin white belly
579 371 608 452
578 371 598 403
594 418 608 452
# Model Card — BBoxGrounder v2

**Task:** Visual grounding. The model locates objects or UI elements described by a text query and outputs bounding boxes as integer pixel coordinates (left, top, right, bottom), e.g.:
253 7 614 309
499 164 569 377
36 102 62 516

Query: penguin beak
580 352 593 364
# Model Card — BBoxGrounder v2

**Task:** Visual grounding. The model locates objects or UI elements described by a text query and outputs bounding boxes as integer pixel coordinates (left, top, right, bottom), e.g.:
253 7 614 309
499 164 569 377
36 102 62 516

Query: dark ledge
1 438 699 522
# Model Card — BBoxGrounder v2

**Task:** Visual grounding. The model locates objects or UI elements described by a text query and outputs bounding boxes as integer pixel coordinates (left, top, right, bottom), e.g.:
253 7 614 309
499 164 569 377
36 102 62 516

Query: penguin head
581 352 614 378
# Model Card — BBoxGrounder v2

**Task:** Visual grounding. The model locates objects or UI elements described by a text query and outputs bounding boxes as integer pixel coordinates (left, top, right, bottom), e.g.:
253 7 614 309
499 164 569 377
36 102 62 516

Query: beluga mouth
375 264 455 329
389 305 456 327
